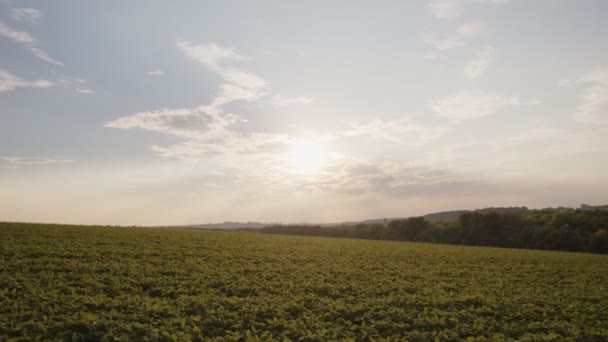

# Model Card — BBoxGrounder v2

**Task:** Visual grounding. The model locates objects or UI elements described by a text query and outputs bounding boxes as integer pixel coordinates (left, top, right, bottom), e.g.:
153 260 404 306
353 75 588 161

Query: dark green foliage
423 207 528 222
387 217 428 241
456 212 519 247
262 208 608 254
588 229 608 254
1 222 607 340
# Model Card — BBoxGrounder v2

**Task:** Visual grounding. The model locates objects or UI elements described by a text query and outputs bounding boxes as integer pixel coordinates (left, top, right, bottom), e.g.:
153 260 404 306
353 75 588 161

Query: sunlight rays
288 139 329 175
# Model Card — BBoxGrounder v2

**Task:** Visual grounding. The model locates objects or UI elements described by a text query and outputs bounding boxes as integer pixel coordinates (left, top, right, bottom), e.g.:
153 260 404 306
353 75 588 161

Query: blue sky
1 0 607 225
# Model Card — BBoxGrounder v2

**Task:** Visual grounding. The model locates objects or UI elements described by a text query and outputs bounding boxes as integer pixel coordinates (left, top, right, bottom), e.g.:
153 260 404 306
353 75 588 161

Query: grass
1 222 607 341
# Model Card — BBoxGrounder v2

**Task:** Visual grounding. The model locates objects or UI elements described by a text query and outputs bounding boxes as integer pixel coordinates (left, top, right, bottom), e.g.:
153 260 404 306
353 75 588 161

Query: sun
289 139 328 175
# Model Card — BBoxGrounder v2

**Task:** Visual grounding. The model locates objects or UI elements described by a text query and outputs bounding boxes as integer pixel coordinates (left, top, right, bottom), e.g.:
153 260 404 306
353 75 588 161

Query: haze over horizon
1 1 608 226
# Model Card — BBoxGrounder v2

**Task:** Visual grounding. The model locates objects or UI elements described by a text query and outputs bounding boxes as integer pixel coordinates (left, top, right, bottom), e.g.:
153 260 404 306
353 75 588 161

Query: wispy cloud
76 87 94 94
0 22 62 65
10 8 42 24
326 160 462 196
177 41 309 107
424 33 466 51
106 106 241 140
0 69 53 92
230 152 477 199
424 22 483 52
150 132 287 162
0 69 90 94
464 46 494 80
573 66 608 124
53 77 92 93
343 118 448 146
177 42 312 108
107 41 310 162
178 41 269 107
430 90 528 120
0 21 32 42
475 0 512 4
430 0 462 19
55 77 87 85
456 22 483 37
430 0 512 19
177 41 250 71
148 70 165 76
270 95 313 106
0 156 71 169
557 78 573 87
106 106 287 161
28 46 63 65
416 126 608 180
221 123 608 201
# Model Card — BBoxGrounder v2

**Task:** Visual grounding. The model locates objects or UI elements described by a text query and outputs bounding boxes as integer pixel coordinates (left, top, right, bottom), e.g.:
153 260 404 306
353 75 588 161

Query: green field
1 222 607 341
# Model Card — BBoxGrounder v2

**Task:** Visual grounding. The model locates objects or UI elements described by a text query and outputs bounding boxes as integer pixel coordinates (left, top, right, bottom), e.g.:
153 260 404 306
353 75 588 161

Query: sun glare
289 139 328 175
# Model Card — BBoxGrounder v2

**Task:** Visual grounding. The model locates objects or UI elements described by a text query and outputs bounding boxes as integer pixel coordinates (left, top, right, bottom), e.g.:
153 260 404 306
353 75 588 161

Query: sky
1 0 607 226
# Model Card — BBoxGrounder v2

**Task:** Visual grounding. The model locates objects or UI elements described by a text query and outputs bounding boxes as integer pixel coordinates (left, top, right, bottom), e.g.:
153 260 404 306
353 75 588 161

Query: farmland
1 222 607 341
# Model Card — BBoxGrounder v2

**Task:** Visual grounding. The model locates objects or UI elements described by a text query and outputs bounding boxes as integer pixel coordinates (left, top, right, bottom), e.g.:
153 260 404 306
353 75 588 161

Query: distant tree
588 229 608 254
387 217 429 241
259 206 608 254
414 228 438 243
458 212 523 247
458 212 483 245
546 227 585 252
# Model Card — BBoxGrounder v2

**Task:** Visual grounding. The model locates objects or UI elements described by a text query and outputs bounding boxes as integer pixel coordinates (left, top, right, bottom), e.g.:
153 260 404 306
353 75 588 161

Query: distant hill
581 204 608 211
423 210 471 222
171 205 606 230
169 221 273 230
424 207 530 222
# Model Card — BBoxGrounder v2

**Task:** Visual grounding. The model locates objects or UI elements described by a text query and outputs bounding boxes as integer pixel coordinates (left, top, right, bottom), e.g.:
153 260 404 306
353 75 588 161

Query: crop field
1 222 607 341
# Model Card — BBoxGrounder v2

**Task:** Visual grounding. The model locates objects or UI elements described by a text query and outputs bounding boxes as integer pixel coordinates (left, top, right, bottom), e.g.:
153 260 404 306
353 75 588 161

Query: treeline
260 208 608 254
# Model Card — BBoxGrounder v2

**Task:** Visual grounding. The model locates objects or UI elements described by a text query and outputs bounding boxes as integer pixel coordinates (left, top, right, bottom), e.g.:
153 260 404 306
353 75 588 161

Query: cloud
27 46 63 65
106 106 239 139
475 0 512 3
316 159 463 196
464 46 494 80
343 118 448 146
107 41 310 162
55 77 87 84
574 86 608 124
423 33 466 51
430 0 512 20
0 21 33 43
0 69 53 92
430 90 525 120
0 156 71 169
0 22 62 65
211 70 268 106
416 126 608 181
430 0 462 19
0 72 89 94
106 106 287 161
177 41 251 70
456 22 483 37
270 95 313 106
150 132 287 162
230 152 478 199
578 67 608 86
52 76 91 92
148 70 165 76
10 8 42 24
558 78 573 87
424 22 483 52
573 66 608 124
177 41 270 107
177 41 310 107
76 87 94 94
